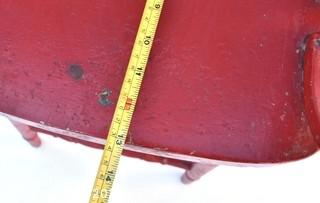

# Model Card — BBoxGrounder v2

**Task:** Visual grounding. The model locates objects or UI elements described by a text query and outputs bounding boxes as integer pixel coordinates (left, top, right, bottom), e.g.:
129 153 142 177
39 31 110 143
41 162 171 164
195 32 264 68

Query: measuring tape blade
89 0 164 202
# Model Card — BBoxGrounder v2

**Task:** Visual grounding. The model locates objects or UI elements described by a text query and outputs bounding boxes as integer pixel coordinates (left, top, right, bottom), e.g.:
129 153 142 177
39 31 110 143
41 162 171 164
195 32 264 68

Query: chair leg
11 120 42 147
181 163 217 184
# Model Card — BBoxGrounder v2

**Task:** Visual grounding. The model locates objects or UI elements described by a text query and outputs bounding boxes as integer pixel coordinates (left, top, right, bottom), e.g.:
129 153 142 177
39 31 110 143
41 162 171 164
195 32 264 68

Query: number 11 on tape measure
89 0 164 202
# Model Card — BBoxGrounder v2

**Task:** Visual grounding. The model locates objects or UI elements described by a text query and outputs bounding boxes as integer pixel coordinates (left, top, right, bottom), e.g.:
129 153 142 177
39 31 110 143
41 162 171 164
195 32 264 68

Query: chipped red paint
1 0 320 164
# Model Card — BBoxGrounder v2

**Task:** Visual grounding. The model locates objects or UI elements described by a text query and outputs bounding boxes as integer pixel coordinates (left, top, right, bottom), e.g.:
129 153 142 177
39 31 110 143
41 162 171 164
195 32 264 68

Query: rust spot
68 64 84 80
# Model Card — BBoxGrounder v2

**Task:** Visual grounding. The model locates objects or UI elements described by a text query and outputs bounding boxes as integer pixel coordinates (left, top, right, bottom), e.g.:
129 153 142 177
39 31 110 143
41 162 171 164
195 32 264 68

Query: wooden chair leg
11 120 42 147
181 163 217 184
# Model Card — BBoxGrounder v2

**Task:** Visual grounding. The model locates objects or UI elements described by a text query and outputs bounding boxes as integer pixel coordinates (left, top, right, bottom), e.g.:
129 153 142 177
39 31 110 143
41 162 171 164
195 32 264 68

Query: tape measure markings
89 0 164 202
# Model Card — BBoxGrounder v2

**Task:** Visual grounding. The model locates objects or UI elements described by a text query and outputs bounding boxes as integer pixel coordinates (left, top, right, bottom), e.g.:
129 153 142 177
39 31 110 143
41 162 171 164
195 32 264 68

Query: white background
0 115 320 203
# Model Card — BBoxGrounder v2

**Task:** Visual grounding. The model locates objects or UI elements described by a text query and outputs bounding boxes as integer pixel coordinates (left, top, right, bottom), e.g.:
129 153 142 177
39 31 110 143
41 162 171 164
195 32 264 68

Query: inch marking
89 0 164 202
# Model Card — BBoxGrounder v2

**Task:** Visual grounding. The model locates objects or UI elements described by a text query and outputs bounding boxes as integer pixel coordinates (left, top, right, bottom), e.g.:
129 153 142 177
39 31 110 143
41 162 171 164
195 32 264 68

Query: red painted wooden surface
304 33 320 147
1 0 320 164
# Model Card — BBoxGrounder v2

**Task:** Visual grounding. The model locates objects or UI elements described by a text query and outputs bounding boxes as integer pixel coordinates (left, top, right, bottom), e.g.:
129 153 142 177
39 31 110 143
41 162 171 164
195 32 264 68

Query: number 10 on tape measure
89 0 164 202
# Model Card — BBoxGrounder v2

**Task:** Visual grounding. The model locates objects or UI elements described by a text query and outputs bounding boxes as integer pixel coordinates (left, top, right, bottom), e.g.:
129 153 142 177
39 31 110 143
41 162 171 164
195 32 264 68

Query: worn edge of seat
1 112 281 167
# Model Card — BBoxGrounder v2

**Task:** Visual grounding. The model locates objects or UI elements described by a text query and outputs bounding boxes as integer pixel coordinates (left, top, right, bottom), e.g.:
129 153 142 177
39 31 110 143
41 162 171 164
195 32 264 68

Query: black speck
314 38 320 48
99 89 112 106
68 64 84 80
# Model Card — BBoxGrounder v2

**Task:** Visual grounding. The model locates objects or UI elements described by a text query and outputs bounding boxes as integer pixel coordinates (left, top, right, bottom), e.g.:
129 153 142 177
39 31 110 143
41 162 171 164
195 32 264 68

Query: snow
0 115 320 203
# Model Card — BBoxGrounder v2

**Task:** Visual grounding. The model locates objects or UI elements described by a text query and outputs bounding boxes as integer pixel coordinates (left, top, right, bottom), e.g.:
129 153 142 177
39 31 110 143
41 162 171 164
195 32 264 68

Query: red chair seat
1 0 320 165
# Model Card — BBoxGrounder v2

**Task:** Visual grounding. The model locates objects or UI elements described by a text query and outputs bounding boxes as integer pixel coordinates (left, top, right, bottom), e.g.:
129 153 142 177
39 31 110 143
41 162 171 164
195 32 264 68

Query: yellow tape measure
89 0 164 202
